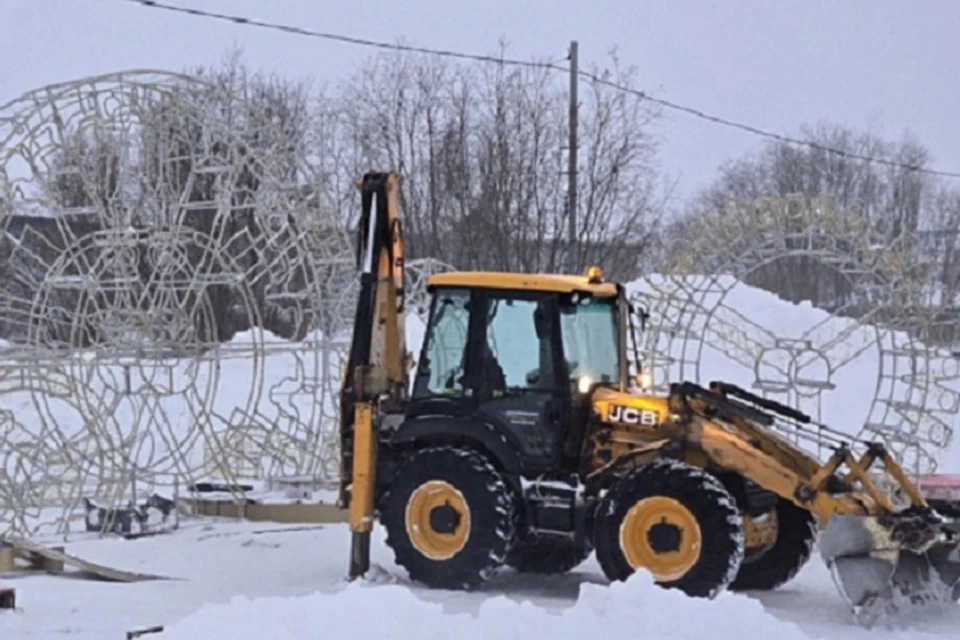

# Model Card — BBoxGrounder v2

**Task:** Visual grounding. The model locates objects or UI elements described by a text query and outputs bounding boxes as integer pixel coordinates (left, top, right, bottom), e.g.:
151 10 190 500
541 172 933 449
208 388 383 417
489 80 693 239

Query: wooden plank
0 547 14 574
245 503 349 524
184 499 244 519
182 499 349 524
0 537 171 582
30 545 65 573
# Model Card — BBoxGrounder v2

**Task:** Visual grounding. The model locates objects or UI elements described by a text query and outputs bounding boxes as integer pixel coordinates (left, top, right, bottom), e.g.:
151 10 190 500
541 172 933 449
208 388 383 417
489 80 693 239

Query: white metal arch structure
630 196 959 475
0 71 356 537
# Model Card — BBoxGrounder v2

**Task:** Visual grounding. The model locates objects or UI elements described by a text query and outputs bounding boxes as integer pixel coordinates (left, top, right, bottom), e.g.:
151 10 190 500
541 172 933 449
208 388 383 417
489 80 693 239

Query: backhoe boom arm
338 171 409 579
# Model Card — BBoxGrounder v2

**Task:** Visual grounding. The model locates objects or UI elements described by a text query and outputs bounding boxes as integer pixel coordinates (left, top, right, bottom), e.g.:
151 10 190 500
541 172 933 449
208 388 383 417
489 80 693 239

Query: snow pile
628 274 888 433
160 571 818 640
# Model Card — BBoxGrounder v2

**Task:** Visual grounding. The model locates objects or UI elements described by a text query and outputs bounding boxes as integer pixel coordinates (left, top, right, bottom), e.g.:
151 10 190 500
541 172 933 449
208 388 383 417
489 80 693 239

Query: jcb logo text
608 405 658 426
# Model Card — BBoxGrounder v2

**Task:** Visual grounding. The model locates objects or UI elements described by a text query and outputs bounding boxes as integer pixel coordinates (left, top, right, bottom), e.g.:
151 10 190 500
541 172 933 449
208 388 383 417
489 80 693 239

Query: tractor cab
405 267 632 475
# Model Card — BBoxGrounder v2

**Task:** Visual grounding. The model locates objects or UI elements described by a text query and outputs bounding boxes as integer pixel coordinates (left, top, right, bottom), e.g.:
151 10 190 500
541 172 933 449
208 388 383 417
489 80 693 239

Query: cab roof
426 271 619 297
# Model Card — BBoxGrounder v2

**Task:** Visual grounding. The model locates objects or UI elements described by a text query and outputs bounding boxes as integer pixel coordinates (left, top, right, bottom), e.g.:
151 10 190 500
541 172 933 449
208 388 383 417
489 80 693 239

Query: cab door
471 288 568 472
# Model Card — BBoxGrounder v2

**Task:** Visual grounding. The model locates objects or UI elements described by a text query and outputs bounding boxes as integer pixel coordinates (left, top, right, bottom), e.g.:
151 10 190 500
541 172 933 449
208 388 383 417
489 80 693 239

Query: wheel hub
429 503 462 534
646 518 682 553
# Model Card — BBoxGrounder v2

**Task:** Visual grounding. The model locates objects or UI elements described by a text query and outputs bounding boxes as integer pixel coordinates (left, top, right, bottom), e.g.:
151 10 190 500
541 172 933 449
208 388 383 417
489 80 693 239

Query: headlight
636 371 653 389
577 375 594 394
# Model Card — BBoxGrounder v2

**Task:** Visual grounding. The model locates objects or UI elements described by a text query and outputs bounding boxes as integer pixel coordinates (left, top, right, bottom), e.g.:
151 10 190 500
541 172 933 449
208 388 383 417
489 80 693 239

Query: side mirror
534 307 547 340
534 300 557 340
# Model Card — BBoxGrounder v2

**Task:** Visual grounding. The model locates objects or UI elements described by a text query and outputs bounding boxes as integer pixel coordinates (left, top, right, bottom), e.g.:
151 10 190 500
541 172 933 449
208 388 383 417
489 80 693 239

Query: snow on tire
380 446 517 590
594 458 745 599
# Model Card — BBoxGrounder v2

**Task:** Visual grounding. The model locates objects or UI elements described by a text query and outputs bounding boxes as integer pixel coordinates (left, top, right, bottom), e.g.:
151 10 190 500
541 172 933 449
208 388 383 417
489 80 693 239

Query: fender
389 415 525 476
583 438 675 494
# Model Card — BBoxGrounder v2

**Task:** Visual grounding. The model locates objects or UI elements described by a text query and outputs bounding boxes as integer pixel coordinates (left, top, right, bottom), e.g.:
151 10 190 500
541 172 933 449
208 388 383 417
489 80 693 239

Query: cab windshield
560 294 620 386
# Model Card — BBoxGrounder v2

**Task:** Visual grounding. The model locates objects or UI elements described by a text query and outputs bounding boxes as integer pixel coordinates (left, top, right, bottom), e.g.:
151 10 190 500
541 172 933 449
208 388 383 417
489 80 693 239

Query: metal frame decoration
0 71 363 537
1 73 956 541
631 195 959 476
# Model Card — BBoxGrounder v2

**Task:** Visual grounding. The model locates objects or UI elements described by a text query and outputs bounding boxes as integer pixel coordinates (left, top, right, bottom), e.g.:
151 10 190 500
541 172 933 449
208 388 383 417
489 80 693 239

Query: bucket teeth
819 508 960 625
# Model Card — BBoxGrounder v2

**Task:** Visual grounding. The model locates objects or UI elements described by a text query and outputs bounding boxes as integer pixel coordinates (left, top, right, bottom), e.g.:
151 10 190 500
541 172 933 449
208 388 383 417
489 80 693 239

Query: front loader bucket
819 510 960 625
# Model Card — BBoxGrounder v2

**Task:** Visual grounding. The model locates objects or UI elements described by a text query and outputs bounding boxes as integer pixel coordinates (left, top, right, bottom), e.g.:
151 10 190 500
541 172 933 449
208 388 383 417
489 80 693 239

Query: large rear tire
729 498 817 591
594 458 745 598
380 446 517 590
506 536 593 574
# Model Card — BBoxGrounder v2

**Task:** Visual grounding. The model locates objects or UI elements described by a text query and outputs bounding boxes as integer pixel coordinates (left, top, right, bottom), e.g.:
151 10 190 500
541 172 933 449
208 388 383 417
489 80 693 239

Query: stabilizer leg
349 531 371 579
347 402 377 581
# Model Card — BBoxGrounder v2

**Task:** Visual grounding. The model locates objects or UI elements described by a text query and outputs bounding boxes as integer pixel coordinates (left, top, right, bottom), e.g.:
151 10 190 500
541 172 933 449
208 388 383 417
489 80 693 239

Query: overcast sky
2 0 959 207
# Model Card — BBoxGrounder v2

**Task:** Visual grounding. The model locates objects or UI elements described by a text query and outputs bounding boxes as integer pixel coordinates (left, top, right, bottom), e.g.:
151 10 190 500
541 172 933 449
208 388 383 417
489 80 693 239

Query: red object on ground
0 586 15 610
917 474 960 501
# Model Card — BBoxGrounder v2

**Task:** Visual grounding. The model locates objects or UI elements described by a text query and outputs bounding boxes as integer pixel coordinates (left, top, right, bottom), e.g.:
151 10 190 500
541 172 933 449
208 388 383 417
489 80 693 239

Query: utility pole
567 40 579 273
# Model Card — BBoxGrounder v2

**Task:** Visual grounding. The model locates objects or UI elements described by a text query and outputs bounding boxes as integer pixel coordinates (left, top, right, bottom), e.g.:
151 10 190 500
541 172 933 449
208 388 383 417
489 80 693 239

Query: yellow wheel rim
619 496 702 582
404 480 471 560
743 509 779 560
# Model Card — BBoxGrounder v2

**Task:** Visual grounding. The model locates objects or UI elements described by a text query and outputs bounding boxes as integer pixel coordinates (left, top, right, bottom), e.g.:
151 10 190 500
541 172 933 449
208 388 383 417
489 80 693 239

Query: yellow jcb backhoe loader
339 171 960 624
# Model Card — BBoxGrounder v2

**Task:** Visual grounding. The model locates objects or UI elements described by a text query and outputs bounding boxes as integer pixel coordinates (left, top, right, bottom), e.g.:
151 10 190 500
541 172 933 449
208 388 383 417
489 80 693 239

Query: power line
579 70 960 179
122 0 568 72
123 0 960 180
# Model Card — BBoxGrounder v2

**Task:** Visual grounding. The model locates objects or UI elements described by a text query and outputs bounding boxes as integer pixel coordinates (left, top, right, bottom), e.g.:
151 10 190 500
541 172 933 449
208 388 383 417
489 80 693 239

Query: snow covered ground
2 517 960 640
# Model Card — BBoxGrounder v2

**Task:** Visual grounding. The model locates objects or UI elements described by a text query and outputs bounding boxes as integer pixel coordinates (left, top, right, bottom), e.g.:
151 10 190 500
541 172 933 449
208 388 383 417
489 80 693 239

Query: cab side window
485 297 551 391
412 288 471 398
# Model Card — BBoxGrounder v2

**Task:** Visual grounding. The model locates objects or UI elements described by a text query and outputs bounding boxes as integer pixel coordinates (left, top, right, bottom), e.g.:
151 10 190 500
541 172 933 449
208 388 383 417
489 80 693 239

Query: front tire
380 446 517 589
729 498 817 591
594 458 745 598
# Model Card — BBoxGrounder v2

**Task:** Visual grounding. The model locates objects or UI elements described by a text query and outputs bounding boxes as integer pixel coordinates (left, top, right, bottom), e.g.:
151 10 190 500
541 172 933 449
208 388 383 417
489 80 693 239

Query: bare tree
318 47 665 280
132 53 324 343
47 128 122 214
138 51 314 225
694 122 932 242
4 54 325 347
924 184 960 304
664 122 954 311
